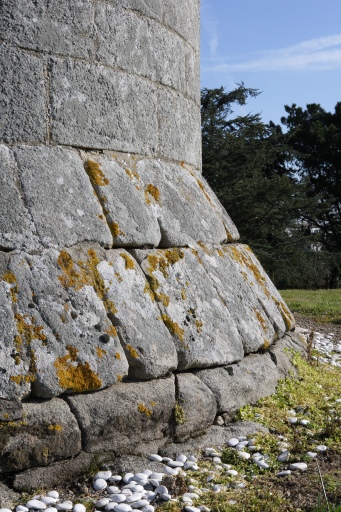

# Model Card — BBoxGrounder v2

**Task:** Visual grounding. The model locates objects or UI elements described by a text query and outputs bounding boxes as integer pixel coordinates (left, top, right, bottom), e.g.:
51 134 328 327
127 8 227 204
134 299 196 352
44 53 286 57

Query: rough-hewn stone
175 373 217 441
12 452 95 492
135 247 245 370
196 352 281 415
0 0 95 59
50 58 159 156
159 422 269 459
0 482 20 508
109 455 166 475
14 146 112 249
0 398 81 473
0 45 46 144
67 376 175 455
0 146 40 252
0 399 23 422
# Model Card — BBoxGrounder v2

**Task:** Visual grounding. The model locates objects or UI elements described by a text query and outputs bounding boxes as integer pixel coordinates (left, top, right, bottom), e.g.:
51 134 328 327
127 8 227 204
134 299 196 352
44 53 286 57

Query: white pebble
227 437 239 447
45 508 58 512
149 472 164 481
155 485 168 494
184 461 195 470
131 501 149 510
177 454 187 463
256 460 269 469
144 492 156 501
26 501 47 510
188 456 197 462
277 470 291 477
126 494 142 504
107 486 120 494
148 454 163 462
226 469 238 476
307 451 317 458
1 509 14 512
198 507 210 512
110 496 126 504
73 505 86 512
16 507 29 512
47 493 59 500
93 479 107 491
184 507 200 512
96 499 110 508
55 503 73 511
238 451 250 460
41 499 56 506
163 466 177 476
212 485 221 493
110 476 122 483
167 460 184 468
134 473 148 482
183 493 199 500
277 451 290 462
316 445 327 452
123 473 135 484
182 497 193 504
95 471 112 481
160 493 172 501
105 507 117 512
112 505 132 512
288 417 298 424
290 462 307 471
300 419 310 426
141 506 154 512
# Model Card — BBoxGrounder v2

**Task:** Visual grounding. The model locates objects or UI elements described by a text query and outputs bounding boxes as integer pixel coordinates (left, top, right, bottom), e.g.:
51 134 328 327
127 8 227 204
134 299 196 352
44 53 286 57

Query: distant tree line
201 84 341 289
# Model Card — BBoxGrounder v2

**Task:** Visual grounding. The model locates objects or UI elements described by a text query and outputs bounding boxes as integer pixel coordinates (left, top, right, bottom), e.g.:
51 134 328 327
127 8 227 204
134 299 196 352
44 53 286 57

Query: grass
279 289 341 324
157 352 341 512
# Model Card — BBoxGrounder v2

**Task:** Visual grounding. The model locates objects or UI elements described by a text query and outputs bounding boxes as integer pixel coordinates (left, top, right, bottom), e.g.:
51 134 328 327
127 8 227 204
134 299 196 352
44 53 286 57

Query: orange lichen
96 347 107 359
54 346 102 392
146 249 184 279
126 344 139 359
143 282 155 302
138 403 153 417
197 241 211 255
161 314 185 343
117 375 123 382
144 184 160 205
196 178 213 206
125 168 140 180
115 352 121 360
114 272 123 283
263 340 270 350
85 160 109 186
154 291 170 307
181 288 187 300
105 325 118 337
120 253 135 270
190 248 203 265
254 310 268 331
47 424 63 432
195 319 203 333
110 222 125 239
227 246 270 298
180 160 185 168
1 271 18 303
15 313 47 344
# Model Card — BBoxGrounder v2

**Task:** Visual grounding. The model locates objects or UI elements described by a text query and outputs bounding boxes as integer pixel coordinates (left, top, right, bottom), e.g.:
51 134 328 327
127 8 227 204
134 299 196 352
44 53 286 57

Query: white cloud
201 0 219 59
203 34 341 73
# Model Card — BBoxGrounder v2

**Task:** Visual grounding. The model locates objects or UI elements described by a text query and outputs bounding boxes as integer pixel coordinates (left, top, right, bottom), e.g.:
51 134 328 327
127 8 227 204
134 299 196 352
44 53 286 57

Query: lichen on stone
54 345 102 393
161 314 185 344
126 344 139 359
120 252 135 270
144 184 160 205
138 403 153 417
85 160 109 186
1 271 18 303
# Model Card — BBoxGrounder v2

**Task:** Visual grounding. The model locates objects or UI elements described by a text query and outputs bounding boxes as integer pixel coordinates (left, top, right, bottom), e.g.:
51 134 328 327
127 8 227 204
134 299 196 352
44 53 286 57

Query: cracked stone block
0 45 46 144
134 247 245 370
196 353 281 415
175 373 217 441
96 249 178 379
0 246 129 399
80 153 238 247
0 0 95 59
0 398 81 473
13 145 112 249
0 145 40 252
66 376 175 455
50 58 158 156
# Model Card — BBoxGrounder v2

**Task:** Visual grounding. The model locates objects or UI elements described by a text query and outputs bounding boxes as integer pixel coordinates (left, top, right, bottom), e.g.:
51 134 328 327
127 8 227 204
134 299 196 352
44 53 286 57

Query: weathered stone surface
0 481 20 508
0 399 23 422
109 455 165 475
0 398 81 473
95 5 198 100
81 153 161 247
82 152 238 247
269 332 306 378
50 58 158 156
120 0 163 23
135 247 244 370
0 45 46 144
175 373 217 441
1 246 128 399
159 422 269 458
0 0 95 59
162 0 200 48
196 353 281 415
97 249 178 379
0 146 39 252
158 87 201 168
12 452 95 492
14 146 112 249
192 243 291 354
66 376 175 454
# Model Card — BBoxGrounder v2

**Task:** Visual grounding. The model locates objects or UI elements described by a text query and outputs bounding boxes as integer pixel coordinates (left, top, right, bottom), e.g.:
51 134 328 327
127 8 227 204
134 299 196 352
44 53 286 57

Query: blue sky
201 0 341 125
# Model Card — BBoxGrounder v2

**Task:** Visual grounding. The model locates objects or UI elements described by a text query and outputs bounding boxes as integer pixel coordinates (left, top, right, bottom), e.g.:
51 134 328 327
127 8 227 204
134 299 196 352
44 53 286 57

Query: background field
280 289 341 325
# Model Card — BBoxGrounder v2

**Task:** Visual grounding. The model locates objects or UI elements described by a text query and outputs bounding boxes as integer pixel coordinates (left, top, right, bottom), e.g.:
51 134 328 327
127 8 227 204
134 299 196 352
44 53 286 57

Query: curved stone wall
0 0 300 491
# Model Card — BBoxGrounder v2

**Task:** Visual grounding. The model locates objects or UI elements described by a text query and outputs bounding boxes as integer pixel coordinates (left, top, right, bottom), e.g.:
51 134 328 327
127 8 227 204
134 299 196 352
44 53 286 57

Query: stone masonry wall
0 0 300 491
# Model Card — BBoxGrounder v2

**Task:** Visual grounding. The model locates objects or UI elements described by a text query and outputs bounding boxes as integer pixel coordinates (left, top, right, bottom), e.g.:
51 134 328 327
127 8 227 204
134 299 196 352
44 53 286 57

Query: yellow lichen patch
196 178 213 206
146 249 184 279
57 250 87 290
274 298 295 331
181 288 187 300
161 314 185 343
150 401 156 407
126 344 139 359
14 355 21 365
216 248 224 257
125 168 140 180
154 290 170 307
115 352 121 360
15 313 47 344
144 184 160 205
85 160 109 186
110 222 125 239
1 271 18 303
54 346 102 392
227 246 270 298
180 160 185 168
47 424 63 432
10 374 36 385
195 319 203 333
263 340 270 350
254 310 268 332
96 347 107 359
120 253 135 270
105 325 118 337
197 241 211 255
190 248 203 265
138 403 153 418
114 272 123 283
117 374 123 382
143 282 155 302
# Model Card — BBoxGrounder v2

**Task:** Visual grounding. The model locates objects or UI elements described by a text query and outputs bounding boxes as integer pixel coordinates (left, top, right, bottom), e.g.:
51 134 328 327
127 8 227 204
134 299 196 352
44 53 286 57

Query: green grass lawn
280 289 341 325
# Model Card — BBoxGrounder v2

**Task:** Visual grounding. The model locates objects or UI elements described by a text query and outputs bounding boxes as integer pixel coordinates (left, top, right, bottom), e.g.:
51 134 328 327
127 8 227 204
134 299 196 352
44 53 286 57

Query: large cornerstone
0 0 301 492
